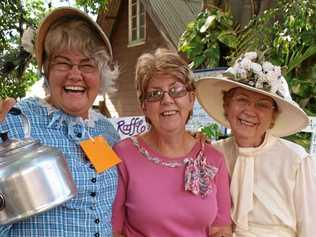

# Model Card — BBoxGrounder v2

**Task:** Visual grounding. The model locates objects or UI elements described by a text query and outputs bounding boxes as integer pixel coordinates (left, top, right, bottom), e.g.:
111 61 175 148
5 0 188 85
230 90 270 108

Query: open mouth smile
160 110 178 116
238 118 258 127
64 86 86 93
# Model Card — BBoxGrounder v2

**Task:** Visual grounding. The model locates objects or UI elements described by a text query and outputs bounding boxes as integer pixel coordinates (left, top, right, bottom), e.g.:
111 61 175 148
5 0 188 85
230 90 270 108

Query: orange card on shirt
80 136 121 173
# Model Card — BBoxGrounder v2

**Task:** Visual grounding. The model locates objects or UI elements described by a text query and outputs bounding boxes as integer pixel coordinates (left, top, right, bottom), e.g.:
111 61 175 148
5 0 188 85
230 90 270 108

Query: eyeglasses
232 95 276 111
145 85 189 102
50 60 98 73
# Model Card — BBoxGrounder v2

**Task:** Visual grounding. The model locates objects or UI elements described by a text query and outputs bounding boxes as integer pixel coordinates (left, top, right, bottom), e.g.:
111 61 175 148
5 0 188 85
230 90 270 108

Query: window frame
128 0 146 47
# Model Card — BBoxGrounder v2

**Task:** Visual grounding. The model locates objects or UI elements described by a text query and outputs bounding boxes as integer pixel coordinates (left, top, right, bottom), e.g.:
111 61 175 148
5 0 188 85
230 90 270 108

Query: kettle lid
0 132 38 164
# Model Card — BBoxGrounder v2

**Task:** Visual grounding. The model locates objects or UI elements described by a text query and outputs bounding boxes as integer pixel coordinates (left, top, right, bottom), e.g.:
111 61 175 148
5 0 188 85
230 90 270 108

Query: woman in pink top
112 48 232 237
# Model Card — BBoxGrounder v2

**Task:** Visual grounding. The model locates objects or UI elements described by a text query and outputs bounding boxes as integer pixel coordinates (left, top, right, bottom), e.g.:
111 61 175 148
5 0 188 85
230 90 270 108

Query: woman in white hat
0 7 119 236
195 52 316 237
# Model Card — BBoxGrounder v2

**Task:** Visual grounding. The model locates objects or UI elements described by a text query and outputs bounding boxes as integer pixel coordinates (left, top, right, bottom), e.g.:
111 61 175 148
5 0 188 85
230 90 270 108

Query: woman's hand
0 98 16 121
112 232 125 237
193 131 211 144
209 224 233 237
211 233 232 237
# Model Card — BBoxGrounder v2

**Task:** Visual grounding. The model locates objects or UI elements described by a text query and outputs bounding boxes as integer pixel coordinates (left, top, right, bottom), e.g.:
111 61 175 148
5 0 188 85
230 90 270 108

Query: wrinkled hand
193 131 211 144
209 225 233 237
0 98 16 121
112 233 125 237
211 233 233 237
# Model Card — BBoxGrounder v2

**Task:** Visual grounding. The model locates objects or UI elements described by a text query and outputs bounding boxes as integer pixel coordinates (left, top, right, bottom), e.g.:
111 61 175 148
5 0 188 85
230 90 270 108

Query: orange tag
80 136 121 173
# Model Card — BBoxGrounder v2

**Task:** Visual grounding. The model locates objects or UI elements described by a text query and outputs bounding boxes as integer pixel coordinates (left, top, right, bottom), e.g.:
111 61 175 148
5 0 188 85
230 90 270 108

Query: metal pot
0 108 77 225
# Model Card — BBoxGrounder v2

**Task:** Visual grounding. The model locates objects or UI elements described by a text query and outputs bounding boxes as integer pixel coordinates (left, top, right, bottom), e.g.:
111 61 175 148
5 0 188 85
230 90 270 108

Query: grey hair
41 16 118 95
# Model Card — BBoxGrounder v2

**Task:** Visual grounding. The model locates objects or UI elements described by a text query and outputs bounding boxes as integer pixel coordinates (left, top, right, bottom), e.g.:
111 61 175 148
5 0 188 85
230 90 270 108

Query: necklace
130 136 188 168
130 136 218 198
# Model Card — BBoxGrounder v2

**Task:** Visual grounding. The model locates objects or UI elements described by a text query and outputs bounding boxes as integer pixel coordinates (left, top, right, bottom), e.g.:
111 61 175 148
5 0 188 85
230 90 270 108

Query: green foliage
0 0 45 99
0 0 108 99
228 0 316 148
23 0 47 27
75 0 109 14
232 0 316 69
290 64 316 116
178 9 237 69
0 1 23 50
200 123 224 141
0 0 45 50
237 0 316 113
284 132 311 152
0 65 38 99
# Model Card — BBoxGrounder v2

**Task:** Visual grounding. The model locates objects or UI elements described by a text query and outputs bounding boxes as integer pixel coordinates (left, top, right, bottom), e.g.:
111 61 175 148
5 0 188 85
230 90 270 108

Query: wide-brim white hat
35 7 112 72
195 75 309 137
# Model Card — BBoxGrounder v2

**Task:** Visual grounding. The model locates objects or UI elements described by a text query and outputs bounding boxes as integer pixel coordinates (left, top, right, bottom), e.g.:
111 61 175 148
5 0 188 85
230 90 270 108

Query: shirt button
91 178 97 183
95 233 100 237
95 218 100 224
90 192 96 197
77 132 82 138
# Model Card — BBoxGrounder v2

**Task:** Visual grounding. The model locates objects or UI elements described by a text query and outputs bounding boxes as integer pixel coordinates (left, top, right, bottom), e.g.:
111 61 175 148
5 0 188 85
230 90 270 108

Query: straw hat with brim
35 7 112 72
195 55 309 137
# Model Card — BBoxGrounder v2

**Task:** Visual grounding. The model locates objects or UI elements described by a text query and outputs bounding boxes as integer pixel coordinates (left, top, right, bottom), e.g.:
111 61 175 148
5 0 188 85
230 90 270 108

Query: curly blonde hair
135 48 195 103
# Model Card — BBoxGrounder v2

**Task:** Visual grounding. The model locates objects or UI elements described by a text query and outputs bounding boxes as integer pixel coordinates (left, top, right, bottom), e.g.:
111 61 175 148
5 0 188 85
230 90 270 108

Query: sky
45 0 75 8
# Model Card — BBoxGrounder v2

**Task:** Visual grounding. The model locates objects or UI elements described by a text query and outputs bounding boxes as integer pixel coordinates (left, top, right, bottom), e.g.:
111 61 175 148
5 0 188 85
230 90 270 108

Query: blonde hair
42 16 118 94
135 48 194 103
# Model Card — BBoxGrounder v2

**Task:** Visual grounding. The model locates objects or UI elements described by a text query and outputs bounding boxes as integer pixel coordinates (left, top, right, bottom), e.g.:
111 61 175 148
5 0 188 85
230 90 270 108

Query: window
128 0 146 46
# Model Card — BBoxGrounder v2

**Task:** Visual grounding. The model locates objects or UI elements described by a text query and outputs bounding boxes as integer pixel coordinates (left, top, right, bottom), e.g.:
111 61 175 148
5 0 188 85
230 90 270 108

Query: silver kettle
0 108 77 225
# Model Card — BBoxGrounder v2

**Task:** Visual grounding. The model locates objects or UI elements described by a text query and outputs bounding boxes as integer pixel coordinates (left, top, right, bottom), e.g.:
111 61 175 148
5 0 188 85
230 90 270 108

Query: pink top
112 137 231 237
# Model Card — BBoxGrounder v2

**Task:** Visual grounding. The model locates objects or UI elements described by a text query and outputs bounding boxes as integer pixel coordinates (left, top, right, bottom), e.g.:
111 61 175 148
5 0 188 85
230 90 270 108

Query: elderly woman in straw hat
195 52 316 237
0 7 120 236
112 48 232 237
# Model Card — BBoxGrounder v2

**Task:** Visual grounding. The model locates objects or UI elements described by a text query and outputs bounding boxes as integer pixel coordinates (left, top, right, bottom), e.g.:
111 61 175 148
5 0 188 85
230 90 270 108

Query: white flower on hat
278 76 292 100
225 67 236 75
21 27 35 55
240 58 252 70
274 65 281 76
262 61 274 72
223 51 290 97
250 62 262 74
236 68 248 79
244 52 257 60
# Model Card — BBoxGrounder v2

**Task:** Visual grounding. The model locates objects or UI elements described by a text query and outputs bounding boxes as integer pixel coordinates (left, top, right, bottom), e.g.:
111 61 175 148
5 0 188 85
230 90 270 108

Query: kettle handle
8 108 31 138
0 132 9 142
0 193 5 211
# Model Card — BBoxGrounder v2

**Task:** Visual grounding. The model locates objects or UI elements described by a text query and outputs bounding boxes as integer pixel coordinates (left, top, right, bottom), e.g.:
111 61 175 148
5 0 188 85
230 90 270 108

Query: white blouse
214 132 316 237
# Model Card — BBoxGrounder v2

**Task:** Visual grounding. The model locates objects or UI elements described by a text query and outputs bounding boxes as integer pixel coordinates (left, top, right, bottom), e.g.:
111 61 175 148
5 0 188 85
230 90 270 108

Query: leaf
205 44 220 67
290 79 312 97
192 55 206 69
217 31 238 48
287 46 316 74
201 123 223 140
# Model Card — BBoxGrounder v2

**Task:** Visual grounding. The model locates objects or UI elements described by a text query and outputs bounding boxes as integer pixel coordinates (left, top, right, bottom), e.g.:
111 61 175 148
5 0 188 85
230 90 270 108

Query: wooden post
98 100 112 118
202 0 226 11
202 0 275 27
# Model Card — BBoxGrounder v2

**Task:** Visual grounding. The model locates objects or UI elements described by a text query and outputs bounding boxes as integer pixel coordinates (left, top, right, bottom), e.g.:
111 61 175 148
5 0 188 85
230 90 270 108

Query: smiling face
46 49 100 118
142 74 195 135
224 87 278 147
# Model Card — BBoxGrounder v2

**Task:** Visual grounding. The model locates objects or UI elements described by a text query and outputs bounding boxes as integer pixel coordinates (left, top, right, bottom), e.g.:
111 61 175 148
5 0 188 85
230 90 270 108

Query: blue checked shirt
0 97 120 237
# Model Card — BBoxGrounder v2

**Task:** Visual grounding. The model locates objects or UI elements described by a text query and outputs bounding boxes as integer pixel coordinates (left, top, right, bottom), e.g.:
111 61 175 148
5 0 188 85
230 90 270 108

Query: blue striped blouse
0 97 120 237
